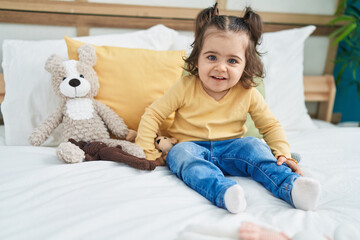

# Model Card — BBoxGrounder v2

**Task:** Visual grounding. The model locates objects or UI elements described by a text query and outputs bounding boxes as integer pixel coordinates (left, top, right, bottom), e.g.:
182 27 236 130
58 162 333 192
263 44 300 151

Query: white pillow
74 24 178 50
259 26 317 132
1 24 178 146
170 33 194 56
171 26 317 132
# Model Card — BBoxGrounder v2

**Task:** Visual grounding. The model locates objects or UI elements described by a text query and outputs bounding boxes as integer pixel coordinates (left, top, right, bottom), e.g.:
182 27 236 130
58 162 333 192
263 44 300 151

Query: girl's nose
215 62 227 72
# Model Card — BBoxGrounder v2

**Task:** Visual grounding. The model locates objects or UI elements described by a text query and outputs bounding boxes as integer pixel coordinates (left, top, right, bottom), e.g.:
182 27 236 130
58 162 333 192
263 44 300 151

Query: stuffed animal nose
69 79 81 87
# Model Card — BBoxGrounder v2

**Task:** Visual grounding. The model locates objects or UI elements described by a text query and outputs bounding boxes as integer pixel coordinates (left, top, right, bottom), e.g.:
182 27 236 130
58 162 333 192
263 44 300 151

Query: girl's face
197 28 248 101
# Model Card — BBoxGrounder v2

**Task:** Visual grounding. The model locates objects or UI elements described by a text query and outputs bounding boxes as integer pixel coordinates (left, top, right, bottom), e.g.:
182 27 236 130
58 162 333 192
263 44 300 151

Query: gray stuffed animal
29 44 145 163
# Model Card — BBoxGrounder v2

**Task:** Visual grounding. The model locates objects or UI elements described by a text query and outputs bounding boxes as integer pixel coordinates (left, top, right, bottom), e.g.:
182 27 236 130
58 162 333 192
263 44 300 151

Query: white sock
291 177 321 211
224 184 247 213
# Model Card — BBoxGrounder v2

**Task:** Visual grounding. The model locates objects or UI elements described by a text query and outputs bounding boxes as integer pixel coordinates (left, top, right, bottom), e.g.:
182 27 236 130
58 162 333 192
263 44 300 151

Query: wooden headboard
0 74 4 103
0 0 340 122
304 75 336 122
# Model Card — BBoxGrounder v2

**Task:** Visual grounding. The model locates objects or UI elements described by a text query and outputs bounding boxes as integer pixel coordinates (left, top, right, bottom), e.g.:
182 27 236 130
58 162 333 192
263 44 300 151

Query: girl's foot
291 177 321 211
224 184 247 213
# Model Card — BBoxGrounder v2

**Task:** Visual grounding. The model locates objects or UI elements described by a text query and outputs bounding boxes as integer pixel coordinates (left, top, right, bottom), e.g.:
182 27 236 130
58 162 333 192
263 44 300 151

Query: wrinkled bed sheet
1 127 360 239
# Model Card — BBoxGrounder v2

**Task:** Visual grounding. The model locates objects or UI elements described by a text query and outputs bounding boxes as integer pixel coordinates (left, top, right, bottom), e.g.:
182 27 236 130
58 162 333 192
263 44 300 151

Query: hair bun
242 7 263 44
194 3 220 39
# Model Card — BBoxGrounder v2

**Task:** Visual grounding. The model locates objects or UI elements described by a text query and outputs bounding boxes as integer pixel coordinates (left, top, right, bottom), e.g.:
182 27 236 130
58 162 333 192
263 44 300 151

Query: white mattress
1 127 360 239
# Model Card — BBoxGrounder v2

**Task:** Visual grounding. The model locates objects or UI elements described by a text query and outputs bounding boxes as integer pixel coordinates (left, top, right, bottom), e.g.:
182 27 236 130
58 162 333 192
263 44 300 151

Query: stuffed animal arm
93 100 129 139
29 104 65 146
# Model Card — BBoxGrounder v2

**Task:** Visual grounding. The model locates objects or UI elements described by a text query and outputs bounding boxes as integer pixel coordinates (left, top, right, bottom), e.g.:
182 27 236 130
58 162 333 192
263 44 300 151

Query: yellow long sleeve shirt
136 75 291 160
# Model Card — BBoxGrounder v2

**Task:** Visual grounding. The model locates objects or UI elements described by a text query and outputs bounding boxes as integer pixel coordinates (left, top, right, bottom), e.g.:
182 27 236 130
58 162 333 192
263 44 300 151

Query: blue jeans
166 137 300 210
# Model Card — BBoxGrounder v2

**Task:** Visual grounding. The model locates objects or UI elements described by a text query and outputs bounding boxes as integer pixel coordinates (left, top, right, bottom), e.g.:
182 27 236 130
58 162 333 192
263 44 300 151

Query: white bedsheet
1 127 360 240
0 125 5 146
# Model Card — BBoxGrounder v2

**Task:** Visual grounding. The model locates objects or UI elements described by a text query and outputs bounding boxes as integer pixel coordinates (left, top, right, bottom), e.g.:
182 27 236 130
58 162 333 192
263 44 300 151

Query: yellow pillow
65 36 185 132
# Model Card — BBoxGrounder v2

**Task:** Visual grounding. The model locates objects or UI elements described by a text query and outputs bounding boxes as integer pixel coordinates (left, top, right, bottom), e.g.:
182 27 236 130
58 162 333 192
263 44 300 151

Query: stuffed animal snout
60 62 91 98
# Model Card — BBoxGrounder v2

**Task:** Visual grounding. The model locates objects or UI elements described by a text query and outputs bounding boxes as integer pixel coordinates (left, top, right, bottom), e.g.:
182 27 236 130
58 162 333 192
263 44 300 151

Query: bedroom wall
0 0 337 74
0 0 338 117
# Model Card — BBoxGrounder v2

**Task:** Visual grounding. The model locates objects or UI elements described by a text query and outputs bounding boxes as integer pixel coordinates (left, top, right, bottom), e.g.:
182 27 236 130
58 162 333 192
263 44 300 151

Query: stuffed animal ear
170 137 178 145
44 54 64 73
78 44 97 67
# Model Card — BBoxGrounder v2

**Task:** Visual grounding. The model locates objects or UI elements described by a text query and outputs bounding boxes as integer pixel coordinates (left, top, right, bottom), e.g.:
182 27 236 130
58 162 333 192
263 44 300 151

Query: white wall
227 0 337 15
89 0 215 8
88 0 337 14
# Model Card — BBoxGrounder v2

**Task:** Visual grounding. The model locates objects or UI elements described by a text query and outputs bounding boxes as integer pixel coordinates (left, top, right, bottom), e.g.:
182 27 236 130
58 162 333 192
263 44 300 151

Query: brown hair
184 3 264 89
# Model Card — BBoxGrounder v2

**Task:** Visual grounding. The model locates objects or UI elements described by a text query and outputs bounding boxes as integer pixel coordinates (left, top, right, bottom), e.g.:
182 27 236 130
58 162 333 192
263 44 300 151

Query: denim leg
215 137 300 206
167 142 237 209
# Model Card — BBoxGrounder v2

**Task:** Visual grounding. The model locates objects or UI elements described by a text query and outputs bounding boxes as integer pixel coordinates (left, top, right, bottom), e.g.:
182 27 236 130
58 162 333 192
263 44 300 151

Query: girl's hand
277 156 303 176
125 129 137 142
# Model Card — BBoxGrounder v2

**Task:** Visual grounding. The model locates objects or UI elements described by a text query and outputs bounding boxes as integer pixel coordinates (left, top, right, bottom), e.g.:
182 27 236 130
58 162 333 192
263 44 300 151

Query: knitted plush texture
29 45 145 163
69 139 158 170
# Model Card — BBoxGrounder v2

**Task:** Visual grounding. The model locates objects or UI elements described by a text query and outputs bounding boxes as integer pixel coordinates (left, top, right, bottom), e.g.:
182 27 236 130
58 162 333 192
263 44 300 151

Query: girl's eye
208 55 216 61
228 59 237 64
80 74 84 78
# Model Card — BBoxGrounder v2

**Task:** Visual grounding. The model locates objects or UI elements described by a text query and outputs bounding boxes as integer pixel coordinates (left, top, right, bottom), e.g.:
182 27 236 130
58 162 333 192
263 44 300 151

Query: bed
1 1 360 239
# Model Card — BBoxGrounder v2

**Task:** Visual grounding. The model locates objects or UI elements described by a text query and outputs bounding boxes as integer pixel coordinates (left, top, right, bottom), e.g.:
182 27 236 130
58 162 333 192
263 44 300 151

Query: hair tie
212 2 219 17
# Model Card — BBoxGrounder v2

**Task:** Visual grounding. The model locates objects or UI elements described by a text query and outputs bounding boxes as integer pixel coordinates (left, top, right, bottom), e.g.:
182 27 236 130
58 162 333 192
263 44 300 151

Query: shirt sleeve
135 78 185 160
248 89 291 159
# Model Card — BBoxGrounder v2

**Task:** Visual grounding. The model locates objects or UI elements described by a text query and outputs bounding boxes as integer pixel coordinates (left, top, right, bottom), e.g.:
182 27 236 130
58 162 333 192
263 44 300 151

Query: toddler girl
135 3 321 213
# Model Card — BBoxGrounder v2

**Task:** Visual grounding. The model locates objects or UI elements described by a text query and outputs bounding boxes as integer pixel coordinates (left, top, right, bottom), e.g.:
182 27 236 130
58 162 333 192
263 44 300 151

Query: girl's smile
212 76 226 81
